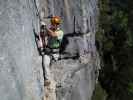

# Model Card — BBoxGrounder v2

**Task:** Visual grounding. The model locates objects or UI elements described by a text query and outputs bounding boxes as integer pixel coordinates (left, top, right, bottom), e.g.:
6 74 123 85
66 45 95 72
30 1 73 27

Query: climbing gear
37 21 49 55
38 29 47 54
44 47 60 54
51 16 61 25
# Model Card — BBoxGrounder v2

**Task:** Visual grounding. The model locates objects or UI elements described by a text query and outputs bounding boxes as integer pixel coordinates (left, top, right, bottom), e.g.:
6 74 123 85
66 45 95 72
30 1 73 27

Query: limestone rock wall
0 0 44 100
37 0 100 100
0 0 99 100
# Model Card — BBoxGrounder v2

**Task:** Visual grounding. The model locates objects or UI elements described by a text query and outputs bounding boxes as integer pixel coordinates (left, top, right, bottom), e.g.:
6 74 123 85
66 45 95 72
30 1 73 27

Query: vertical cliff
0 0 99 100
38 0 100 100
0 0 44 100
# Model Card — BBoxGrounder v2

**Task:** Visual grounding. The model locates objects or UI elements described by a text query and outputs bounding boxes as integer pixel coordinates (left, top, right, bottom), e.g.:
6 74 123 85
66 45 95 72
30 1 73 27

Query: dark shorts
44 47 59 55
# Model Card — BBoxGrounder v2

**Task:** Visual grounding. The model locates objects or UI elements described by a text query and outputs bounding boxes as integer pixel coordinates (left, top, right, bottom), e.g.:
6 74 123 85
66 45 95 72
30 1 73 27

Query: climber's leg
43 55 51 80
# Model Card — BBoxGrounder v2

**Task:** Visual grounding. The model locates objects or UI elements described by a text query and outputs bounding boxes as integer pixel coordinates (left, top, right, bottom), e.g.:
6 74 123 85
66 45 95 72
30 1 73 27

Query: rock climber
38 16 64 86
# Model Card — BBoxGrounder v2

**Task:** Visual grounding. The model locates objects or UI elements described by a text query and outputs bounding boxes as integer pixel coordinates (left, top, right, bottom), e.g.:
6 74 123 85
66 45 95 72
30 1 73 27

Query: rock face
0 0 44 100
38 0 99 100
0 0 99 100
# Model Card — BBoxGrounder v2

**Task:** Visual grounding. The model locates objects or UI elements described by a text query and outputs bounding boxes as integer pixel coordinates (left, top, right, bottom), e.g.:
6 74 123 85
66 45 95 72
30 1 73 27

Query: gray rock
38 0 100 100
0 0 44 100
0 0 100 100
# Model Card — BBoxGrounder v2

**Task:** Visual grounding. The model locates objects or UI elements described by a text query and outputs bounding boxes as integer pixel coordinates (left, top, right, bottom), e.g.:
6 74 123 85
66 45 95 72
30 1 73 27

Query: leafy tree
96 0 133 100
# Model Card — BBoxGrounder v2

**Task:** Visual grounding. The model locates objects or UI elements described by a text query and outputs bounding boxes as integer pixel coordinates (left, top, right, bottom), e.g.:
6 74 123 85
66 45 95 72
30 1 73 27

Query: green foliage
128 82 133 94
92 83 107 100
126 30 133 46
103 40 113 51
97 0 133 100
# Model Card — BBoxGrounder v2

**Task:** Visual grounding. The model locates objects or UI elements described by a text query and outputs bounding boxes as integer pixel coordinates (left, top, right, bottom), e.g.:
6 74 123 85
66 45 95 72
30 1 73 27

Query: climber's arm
46 28 58 37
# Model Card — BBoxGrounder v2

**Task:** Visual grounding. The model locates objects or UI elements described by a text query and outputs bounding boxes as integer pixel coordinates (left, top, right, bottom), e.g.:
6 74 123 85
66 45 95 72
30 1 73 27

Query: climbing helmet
51 16 61 25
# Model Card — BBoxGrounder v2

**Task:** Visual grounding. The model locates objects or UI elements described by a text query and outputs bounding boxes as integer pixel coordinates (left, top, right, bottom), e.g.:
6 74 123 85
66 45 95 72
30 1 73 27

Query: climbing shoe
44 80 51 86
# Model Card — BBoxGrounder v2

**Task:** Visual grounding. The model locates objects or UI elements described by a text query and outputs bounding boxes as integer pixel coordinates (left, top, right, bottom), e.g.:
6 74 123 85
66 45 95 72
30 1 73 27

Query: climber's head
50 16 61 30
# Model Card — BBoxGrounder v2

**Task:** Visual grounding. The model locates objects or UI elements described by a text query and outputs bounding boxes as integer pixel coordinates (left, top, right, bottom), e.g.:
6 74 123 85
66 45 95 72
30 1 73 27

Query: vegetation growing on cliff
96 0 133 100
